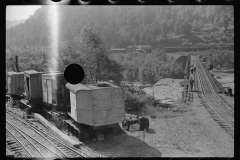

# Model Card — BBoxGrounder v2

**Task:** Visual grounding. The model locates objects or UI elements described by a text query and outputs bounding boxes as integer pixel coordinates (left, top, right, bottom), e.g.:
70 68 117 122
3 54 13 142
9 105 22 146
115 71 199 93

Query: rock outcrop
143 78 184 104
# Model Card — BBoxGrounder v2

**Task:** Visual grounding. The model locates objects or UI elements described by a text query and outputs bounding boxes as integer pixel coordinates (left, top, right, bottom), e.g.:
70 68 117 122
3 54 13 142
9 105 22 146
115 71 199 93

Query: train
6 70 125 141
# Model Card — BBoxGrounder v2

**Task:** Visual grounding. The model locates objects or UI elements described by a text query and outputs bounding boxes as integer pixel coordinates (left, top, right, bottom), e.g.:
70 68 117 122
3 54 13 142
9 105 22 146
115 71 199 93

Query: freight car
6 71 24 97
23 70 47 104
42 72 70 112
6 70 125 142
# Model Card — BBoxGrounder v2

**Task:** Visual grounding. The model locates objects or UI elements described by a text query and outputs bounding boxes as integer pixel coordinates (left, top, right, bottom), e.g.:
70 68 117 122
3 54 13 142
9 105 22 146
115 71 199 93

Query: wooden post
15 56 20 72
183 76 187 103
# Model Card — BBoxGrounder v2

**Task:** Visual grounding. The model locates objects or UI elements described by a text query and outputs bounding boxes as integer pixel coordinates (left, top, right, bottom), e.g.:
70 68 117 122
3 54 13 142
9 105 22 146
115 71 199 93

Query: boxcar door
24 76 30 99
52 79 57 105
7 76 11 94
42 79 48 103
47 80 52 104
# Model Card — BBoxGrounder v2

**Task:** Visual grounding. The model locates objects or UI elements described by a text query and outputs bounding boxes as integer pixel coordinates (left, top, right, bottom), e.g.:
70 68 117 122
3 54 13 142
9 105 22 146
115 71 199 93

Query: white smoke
47 5 59 73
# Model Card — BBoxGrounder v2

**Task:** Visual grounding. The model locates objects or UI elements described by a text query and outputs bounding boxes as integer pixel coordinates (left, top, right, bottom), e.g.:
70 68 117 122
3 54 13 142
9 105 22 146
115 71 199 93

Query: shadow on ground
84 131 162 157
147 128 156 134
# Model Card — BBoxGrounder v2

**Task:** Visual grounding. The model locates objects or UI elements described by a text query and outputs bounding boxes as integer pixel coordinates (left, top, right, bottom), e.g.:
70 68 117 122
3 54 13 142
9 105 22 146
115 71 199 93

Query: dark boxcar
7 71 24 96
24 70 47 104
42 73 70 111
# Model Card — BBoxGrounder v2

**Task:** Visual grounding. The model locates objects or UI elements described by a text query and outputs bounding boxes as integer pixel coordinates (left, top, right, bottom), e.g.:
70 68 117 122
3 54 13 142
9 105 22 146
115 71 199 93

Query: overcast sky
6 5 42 21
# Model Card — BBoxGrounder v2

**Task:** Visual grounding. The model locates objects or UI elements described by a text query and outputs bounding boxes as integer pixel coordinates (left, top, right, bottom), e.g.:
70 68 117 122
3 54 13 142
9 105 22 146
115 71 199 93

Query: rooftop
66 81 120 93
126 45 152 48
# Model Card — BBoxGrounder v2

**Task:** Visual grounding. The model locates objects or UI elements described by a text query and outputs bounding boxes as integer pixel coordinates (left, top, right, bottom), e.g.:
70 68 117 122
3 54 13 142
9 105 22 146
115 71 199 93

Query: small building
7 71 24 96
66 82 125 127
139 45 152 53
126 45 152 53
126 45 137 52
108 48 126 54
42 73 70 111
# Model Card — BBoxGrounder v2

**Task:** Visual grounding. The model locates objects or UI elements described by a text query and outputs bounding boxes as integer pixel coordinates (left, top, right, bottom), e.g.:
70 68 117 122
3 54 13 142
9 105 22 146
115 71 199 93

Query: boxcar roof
7 71 24 75
66 82 120 93
24 70 38 74
42 73 63 79
66 83 92 93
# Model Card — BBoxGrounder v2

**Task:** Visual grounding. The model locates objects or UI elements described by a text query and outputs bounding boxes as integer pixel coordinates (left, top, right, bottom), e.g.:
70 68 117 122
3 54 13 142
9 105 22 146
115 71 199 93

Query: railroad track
193 56 234 137
6 123 32 158
6 121 60 158
6 109 101 158
200 60 234 111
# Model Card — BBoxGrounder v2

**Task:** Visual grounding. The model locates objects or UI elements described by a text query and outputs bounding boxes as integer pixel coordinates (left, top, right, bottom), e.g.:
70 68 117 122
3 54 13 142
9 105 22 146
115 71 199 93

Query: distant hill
6 19 25 29
6 6 234 49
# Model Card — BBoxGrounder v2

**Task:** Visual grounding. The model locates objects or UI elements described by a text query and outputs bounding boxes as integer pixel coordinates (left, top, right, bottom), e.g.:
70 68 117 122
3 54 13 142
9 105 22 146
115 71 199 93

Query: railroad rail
193 56 234 137
6 109 101 158
6 121 60 158
6 123 33 158
200 61 234 111
195 57 234 114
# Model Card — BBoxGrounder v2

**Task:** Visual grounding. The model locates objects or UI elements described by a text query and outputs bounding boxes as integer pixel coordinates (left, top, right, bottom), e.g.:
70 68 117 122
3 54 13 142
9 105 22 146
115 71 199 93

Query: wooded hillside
6 6 234 49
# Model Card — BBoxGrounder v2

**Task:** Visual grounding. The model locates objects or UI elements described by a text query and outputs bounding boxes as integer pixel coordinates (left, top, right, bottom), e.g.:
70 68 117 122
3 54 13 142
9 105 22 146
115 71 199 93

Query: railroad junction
6 56 234 157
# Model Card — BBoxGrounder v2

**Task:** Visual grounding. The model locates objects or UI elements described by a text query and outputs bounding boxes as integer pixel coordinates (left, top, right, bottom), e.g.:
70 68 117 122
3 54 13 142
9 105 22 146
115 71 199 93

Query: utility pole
15 56 20 72
183 76 187 103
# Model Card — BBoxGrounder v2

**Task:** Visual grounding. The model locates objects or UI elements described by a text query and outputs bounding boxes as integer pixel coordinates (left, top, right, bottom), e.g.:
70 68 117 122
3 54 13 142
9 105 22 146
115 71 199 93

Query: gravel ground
209 70 234 109
6 82 234 157
209 70 234 94
84 92 234 157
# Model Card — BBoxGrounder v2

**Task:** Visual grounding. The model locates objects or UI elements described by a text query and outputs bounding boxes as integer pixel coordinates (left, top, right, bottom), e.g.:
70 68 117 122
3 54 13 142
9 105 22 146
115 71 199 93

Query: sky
6 6 42 21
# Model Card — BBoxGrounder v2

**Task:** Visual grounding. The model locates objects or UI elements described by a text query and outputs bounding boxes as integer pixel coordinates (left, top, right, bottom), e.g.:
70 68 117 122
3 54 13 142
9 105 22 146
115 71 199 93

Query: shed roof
109 48 125 50
126 45 152 49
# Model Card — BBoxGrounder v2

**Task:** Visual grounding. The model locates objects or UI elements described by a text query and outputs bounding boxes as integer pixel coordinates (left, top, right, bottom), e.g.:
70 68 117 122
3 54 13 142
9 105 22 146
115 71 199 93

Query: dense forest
6 19 25 29
6 6 234 49
6 6 234 84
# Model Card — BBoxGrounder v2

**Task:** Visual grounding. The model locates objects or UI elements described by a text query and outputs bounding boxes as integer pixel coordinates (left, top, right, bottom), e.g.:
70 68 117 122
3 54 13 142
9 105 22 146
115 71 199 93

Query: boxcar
42 73 70 111
66 82 125 127
24 70 47 104
6 71 24 96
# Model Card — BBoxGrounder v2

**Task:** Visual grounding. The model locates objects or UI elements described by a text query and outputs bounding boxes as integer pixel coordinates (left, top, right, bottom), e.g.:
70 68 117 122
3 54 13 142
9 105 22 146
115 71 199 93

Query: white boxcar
66 82 125 126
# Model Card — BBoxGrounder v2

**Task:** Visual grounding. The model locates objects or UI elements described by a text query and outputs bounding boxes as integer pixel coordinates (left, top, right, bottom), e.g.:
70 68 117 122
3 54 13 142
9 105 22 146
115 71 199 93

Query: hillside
6 6 234 49
6 19 25 29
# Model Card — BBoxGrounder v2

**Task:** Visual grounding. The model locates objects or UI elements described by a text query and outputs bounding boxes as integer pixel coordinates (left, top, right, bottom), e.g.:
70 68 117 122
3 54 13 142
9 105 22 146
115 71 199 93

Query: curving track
6 109 101 158
6 121 60 158
192 56 234 137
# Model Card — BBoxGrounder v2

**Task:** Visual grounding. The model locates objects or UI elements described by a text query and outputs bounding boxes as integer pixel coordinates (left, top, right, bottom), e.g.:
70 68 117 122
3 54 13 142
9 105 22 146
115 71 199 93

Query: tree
214 13 220 26
79 27 123 84
180 21 192 36
160 20 169 39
